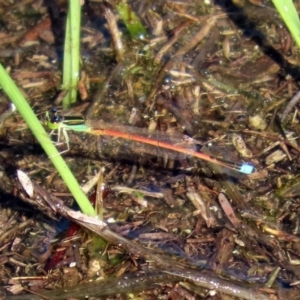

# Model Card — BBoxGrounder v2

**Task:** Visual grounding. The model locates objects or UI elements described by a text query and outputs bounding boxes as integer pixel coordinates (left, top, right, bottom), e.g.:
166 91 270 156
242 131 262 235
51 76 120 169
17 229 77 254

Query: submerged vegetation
1 0 300 299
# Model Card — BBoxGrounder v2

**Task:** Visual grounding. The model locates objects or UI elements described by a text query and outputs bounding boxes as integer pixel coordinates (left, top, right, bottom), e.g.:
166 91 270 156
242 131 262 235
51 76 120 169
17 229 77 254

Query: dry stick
154 20 192 64
5 273 178 300
174 16 217 57
281 90 300 122
103 5 124 61
0 218 33 244
240 129 300 154
146 15 220 107
19 184 270 300
53 208 270 300
63 209 271 300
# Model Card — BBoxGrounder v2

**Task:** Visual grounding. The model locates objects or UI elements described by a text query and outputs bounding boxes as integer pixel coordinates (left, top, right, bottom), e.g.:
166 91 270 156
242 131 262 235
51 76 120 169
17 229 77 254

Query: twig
16 178 272 300
281 90 300 122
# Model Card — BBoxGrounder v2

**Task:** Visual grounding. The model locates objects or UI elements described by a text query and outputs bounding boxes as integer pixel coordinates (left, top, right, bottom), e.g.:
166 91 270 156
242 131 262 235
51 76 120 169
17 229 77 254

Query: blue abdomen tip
240 164 254 174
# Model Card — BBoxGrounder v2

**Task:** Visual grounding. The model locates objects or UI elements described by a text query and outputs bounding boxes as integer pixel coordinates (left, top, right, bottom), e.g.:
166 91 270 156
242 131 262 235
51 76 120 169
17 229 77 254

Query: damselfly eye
51 116 62 123
50 108 57 114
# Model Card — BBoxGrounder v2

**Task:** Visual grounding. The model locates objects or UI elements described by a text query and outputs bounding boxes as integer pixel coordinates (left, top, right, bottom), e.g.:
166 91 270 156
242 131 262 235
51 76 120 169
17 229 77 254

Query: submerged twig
14 178 273 300
281 90 300 122
103 5 124 61
5 273 178 299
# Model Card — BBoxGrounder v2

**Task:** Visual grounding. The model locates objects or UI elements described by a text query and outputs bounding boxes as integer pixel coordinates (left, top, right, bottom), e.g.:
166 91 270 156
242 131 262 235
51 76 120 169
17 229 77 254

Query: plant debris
1 1 300 300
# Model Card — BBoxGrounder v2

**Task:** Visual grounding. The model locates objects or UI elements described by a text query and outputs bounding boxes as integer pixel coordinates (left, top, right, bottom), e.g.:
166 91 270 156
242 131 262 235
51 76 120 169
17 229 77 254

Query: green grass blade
272 0 300 49
62 0 81 107
0 64 95 217
116 1 147 39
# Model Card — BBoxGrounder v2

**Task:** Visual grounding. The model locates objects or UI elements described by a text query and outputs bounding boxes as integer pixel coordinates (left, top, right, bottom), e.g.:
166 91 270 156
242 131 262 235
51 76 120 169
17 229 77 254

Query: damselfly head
50 107 57 113
45 109 63 130
51 115 63 124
